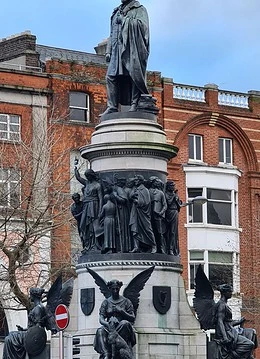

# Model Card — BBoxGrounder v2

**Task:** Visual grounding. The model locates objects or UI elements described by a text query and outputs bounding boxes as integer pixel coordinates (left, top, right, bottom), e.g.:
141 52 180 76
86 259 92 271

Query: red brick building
0 31 259 355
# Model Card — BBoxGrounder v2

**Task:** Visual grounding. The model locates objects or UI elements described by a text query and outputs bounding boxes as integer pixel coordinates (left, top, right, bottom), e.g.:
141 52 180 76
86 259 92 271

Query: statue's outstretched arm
74 166 87 186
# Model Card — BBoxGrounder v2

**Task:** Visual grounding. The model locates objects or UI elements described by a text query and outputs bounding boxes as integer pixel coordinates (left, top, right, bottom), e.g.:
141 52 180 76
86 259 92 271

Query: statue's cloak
129 184 156 248
107 1 150 105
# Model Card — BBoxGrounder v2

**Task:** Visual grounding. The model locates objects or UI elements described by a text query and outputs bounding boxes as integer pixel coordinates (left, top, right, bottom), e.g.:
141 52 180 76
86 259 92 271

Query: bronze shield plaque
24 326 47 356
81 288 95 316
153 286 171 314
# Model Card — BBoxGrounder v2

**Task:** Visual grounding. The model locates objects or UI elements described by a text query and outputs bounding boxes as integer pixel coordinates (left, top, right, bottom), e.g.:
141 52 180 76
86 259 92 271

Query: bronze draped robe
107 0 149 105
129 184 156 249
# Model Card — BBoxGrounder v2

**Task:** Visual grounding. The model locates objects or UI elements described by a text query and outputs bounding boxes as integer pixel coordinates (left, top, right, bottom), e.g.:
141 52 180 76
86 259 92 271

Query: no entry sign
55 304 70 330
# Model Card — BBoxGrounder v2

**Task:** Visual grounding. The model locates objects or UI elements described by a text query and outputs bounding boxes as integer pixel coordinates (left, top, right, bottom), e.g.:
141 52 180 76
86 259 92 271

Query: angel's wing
123 265 155 314
60 277 74 307
46 275 62 315
193 264 216 330
45 275 74 331
86 266 110 299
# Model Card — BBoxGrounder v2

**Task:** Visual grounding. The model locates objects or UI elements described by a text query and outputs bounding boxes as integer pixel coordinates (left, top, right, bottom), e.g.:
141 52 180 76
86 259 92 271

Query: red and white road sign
55 304 70 330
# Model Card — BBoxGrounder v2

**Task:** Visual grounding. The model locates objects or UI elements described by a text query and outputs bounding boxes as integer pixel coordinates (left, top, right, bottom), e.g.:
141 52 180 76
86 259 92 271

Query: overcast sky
1 0 259 93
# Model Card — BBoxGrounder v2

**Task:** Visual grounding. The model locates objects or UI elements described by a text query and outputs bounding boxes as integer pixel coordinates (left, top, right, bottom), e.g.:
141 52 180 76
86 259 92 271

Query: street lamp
181 196 208 207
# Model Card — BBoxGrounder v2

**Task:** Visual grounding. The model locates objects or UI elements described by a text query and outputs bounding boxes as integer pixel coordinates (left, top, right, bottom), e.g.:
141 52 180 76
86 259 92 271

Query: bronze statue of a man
102 0 150 115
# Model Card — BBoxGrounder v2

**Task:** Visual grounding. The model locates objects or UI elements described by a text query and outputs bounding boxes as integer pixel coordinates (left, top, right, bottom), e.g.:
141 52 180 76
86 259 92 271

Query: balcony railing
0 62 42 72
173 84 206 103
218 91 249 108
173 83 249 109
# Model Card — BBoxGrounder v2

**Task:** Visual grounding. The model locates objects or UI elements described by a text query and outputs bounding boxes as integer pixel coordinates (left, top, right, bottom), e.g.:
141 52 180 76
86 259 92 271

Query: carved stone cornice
76 253 182 273
80 142 178 161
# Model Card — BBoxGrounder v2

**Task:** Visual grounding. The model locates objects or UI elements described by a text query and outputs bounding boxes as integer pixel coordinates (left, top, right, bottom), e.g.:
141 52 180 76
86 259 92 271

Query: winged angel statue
2 275 74 359
193 264 257 359
87 265 154 359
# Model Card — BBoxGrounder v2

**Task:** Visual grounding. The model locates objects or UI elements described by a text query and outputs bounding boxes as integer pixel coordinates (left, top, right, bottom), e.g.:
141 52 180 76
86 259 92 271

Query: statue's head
117 177 126 188
30 287 45 300
107 279 123 298
84 169 96 181
72 193 80 202
134 174 144 186
104 194 110 203
148 176 158 188
166 180 175 191
126 177 135 188
218 284 233 298
107 279 123 289
155 178 164 190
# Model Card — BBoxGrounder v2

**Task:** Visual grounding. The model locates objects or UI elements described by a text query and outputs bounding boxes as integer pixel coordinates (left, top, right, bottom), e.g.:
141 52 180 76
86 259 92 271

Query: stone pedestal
80 112 177 181
58 112 206 358
70 254 206 359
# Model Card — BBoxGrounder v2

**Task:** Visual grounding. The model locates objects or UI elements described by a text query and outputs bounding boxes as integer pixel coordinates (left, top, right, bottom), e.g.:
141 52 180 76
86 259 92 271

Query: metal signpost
55 304 70 359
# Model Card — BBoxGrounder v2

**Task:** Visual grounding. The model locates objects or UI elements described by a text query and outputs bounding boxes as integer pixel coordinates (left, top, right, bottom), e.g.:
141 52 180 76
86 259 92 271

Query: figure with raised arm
74 160 103 253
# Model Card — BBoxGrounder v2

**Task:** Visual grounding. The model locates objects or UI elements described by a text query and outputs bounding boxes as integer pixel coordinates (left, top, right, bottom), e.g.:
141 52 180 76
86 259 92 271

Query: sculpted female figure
87 266 154 359
215 284 255 359
94 280 136 359
3 288 55 359
194 265 257 359
74 163 103 253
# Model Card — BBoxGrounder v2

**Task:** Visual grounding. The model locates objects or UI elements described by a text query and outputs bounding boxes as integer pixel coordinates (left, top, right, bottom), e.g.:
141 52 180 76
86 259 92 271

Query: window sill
185 223 242 232
50 119 96 127
218 163 238 170
187 160 208 166
187 289 241 298
68 119 90 125
0 139 21 144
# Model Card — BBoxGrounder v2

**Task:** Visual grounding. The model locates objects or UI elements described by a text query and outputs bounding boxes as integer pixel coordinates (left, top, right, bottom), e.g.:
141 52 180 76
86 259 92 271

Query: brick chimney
0 31 40 68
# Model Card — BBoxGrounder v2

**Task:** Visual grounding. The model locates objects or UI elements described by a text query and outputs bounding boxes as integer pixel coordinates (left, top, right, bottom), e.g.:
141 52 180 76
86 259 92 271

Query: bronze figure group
71 164 182 256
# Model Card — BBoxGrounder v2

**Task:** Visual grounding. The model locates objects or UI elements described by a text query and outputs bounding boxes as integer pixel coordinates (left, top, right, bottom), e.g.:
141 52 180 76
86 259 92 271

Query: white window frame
69 92 90 123
219 137 232 165
188 134 203 162
0 114 21 142
0 168 21 208
187 187 237 227
189 250 235 290
187 188 203 223
206 188 232 226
